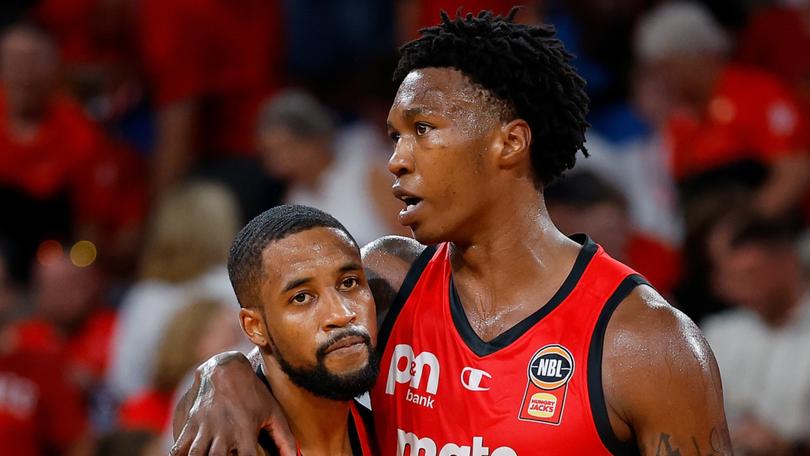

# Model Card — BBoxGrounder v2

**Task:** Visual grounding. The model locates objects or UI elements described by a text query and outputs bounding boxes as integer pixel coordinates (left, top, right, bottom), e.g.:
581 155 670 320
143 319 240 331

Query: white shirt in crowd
703 292 810 441
106 266 239 400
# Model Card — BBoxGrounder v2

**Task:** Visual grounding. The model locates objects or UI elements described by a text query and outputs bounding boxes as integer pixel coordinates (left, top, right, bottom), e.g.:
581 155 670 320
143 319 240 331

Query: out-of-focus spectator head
0 240 18 326
545 171 630 262
140 181 239 284
709 212 804 324
635 2 730 110
152 299 242 393
33 247 101 331
0 21 59 118
256 89 336 184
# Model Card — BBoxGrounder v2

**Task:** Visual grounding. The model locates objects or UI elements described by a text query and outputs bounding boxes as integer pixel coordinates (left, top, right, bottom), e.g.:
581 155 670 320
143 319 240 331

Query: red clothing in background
118 389 173 434
0 88 146 235
738 7 810 113
665 65 806 181
138 0 284 155
0 345 87 456
15 308 117 384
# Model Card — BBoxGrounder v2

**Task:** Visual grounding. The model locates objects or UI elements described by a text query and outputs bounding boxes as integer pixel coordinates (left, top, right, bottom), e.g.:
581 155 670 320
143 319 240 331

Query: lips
323 335 365 355
392 185 423 224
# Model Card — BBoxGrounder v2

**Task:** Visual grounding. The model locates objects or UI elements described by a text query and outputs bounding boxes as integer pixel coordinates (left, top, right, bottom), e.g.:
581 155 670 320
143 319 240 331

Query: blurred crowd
0 0 808 455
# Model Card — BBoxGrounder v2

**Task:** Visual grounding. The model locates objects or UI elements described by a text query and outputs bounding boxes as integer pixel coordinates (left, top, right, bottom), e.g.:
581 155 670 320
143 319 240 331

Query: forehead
390 67 489 117
260 227 359 285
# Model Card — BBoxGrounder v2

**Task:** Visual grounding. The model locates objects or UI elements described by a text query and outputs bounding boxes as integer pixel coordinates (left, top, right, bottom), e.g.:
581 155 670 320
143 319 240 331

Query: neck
448 183 580 331
263 355 354 456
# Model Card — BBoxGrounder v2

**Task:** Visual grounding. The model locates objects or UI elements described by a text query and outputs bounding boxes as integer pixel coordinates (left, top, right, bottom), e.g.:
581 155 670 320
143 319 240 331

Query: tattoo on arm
653 428 731 456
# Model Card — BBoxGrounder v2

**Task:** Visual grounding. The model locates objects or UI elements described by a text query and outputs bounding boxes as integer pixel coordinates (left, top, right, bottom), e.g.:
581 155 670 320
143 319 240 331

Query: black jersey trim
377 244 438 353
587 274 649 456
449 234 598 357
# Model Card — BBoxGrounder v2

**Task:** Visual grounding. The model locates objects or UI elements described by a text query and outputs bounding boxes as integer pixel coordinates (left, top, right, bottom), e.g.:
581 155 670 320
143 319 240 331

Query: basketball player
192 205 377 455
172 10 731 455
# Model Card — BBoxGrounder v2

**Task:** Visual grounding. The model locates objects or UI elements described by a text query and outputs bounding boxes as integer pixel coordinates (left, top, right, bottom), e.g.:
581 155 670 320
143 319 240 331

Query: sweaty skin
172 67 731 456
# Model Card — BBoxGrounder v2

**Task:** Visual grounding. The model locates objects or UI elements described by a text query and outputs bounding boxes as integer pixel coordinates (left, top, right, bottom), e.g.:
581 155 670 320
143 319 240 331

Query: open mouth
402 196 422 209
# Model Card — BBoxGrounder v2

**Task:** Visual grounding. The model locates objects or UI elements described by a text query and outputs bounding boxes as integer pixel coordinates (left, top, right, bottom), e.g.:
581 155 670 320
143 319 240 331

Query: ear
496 119 532 169
239 307 270 349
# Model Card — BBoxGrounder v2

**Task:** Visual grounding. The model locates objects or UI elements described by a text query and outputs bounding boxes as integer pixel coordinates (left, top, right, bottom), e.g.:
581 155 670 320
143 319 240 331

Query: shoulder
361 235 426 287
361 236 427 325
602 284 725 439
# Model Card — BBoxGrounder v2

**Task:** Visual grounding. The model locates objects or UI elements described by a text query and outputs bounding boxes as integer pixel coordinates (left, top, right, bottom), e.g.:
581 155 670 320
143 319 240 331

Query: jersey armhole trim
587 273 649 456
376 244 438 352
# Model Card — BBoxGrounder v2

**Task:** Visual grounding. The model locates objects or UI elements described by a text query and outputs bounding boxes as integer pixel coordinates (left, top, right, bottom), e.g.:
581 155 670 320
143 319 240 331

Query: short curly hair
394 9 590 186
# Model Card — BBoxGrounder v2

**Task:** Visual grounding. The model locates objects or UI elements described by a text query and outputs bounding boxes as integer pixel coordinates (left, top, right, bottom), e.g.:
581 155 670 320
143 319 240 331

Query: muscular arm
603 285 732 455
361 235 425 326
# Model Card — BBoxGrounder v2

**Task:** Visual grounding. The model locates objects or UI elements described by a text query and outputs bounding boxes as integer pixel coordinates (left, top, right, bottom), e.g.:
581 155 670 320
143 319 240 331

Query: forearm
172 351 252 440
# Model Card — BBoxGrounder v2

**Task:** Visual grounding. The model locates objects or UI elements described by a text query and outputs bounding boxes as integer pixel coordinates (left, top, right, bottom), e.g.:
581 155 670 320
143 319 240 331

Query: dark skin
172 67 732 456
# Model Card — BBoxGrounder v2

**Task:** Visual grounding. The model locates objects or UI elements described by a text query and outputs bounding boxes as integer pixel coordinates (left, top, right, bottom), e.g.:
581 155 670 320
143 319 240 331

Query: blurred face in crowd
710 229 800 321
34 254 100 330
548 200 631 262
387 68 508 245
0 26 58 117
239 227 378 401
257 126 332 184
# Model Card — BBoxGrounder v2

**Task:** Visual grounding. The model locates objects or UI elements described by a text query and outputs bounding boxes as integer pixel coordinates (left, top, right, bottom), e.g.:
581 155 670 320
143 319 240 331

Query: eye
339 277 359 291
389 131 401 144
415 122 432 136
290 292 314 305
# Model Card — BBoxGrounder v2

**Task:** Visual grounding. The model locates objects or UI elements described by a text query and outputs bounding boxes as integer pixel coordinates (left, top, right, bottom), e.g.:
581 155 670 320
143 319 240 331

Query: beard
270 328 380 401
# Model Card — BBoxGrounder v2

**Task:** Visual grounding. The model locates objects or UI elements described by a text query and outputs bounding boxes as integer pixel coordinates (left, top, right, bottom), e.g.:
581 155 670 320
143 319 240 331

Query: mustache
316 327 373 359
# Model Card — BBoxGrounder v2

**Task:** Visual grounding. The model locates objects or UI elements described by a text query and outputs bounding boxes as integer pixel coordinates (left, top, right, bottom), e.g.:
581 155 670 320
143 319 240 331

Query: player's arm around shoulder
361 235 425 325
603 284 733 455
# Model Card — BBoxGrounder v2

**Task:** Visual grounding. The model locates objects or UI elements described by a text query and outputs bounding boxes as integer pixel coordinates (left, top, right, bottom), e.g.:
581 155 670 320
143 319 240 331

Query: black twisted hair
394 9 590 186
228 204 357 308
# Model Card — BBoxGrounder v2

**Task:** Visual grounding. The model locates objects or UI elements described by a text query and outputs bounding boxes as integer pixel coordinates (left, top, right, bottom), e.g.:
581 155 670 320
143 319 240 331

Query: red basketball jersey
369 235 646 455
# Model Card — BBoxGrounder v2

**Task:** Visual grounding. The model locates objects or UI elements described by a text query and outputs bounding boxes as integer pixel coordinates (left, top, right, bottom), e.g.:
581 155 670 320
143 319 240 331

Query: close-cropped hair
394 8 590 186
227 204 357 308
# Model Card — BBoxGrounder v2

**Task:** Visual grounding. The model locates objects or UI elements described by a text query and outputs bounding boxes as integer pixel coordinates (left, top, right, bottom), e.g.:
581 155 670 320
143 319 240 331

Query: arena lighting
70 240 97 267
36 240 63 265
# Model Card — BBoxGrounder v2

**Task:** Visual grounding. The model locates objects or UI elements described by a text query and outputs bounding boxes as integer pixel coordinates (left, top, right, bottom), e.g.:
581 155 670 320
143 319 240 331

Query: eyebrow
280 261 363 294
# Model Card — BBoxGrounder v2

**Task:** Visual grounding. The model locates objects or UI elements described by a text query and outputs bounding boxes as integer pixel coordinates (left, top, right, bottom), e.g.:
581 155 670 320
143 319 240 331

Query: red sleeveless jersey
369 235 647 455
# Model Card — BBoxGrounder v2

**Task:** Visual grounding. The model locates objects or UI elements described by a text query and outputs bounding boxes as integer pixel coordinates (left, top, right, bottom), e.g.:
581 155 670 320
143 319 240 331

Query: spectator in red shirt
0 244 91 456
138 0 285 201
0 22 147 283
635 2 810 219
738 1 810 118
14 249 116 391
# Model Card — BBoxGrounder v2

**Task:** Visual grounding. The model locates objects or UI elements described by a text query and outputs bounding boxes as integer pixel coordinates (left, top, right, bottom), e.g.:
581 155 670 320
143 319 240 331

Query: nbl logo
519 344 575 425
528 345 574 390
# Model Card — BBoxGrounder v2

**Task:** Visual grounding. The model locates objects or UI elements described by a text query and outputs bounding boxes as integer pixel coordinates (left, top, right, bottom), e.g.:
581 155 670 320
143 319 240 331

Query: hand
170 352 296 456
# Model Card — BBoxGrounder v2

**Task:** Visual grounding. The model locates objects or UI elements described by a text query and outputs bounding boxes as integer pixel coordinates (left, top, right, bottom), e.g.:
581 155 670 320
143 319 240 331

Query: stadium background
0 0 809 454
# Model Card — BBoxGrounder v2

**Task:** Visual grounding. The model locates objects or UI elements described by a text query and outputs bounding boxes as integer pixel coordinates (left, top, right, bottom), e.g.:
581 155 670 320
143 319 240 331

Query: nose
322 289 357 330
388 139 414 178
